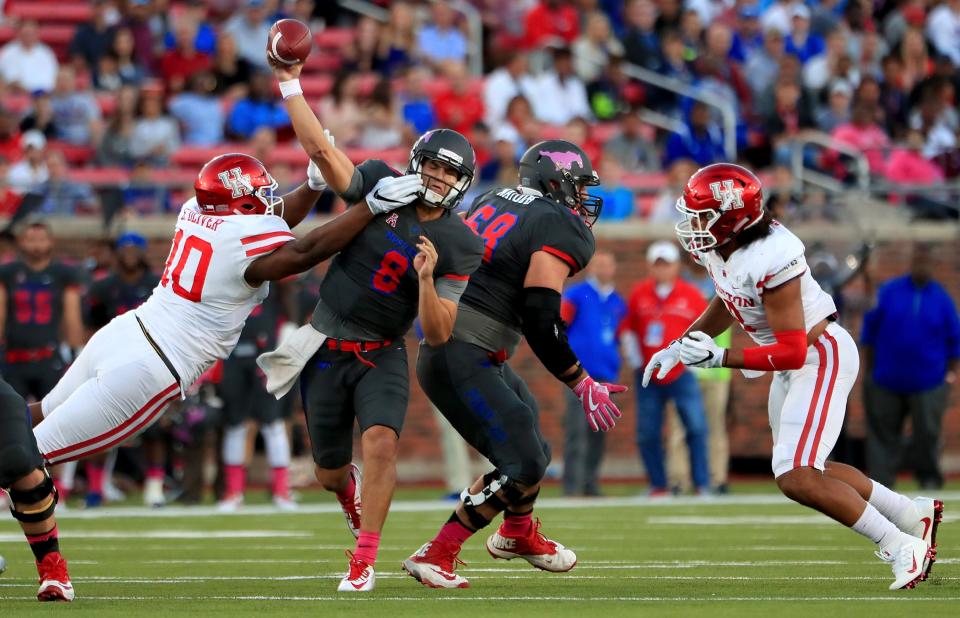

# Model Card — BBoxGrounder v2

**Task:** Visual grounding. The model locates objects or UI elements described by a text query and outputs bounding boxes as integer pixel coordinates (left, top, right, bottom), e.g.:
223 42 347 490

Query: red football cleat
36 552 74 602
402 540 470 589
485 518 577 573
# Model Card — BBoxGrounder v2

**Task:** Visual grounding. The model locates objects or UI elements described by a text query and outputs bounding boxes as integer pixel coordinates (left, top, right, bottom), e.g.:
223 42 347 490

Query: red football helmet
194 153 283 217
675 163 764 252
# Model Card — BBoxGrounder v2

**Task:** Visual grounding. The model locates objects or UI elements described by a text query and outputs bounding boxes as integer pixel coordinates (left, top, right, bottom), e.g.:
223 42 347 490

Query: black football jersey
85 270 159 331
313 160 484 340
237 282 283 348
459 187 595 328
0 260 83 349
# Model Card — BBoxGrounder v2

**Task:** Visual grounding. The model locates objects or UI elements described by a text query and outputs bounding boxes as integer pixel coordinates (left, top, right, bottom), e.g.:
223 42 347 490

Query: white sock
869 480 918 531
261 420 291 468
852 502 902 551
103 448 118 488
59 460 77 490
222 424 248 466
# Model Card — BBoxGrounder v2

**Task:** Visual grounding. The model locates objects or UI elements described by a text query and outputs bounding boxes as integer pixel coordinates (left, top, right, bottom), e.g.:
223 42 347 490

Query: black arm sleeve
520 287 583 382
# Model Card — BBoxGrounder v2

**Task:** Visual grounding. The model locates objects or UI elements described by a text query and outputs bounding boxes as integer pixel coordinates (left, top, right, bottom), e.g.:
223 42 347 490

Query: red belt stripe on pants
44 382 180 464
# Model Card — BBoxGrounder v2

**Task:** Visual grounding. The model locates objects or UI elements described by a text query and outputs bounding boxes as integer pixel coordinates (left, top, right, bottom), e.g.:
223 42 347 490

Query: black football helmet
407 128 476 209
518 140 602 226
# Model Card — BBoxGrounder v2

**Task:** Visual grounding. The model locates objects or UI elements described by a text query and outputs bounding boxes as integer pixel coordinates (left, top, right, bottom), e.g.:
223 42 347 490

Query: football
267 19 312 65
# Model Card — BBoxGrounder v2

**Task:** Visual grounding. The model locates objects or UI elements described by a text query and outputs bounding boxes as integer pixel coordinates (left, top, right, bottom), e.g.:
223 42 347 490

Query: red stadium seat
314 28 354 50
172 144 248 168
303 53 342 74
96 93 117 117
7 2 93 24
48 141 93 165
67 167 128 185
2 93 32 114
621 172 668 191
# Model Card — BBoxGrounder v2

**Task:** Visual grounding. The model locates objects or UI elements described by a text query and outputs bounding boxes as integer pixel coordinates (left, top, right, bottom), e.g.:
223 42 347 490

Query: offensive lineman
1 376 72 601
401 141 628 589
264 58 484 592
643 163 942 591
29 153 419 470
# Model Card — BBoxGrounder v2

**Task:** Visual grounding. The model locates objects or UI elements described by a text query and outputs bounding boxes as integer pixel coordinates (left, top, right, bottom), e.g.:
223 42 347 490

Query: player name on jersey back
135 199 294 388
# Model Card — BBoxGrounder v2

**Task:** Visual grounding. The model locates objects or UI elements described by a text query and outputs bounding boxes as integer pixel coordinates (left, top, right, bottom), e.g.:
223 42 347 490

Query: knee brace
7 468 58 523
459 470 526 529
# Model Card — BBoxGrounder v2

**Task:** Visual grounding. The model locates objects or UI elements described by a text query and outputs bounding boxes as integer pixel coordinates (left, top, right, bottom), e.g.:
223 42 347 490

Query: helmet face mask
407 129 475 210
195 153 284 218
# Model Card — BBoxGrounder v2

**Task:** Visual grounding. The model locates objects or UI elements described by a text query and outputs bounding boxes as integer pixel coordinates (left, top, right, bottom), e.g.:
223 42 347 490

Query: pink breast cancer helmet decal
539 150 583 171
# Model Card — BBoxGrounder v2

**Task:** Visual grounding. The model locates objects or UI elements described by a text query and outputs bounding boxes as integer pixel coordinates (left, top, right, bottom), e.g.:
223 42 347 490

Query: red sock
353 531 380 566
85 463 104 496
146 466 164 481
224 464 246 498
53 479 69 502
335 471 357 505
271 467 289 498
501 511 533 536
433 520 475 548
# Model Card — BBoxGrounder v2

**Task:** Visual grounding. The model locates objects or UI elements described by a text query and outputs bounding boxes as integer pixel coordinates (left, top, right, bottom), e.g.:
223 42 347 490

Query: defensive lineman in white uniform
32 153 423 465
643 163 942 591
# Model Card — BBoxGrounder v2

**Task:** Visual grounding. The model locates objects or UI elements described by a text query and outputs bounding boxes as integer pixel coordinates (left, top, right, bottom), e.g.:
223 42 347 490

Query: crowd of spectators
0 0 958 220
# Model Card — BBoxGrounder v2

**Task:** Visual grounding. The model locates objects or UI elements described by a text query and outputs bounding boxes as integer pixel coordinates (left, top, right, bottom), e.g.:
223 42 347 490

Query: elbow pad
742 330 807 371
520 287 582 380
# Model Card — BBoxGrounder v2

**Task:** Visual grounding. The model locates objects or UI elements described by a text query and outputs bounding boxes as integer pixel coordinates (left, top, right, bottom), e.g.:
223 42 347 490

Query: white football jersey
695 222 837 346
136 198 295 388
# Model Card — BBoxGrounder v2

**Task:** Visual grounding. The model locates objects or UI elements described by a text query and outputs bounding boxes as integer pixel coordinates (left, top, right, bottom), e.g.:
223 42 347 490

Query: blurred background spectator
862 243 960 490
130 87 179 165
560 251 626 497
621 241 709 496
0 20 58 93
33 150 99 216
8 131 49 195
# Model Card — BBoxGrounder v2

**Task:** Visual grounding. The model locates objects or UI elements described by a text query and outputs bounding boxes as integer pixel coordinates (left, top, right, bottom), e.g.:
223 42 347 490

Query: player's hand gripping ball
267 19 312 65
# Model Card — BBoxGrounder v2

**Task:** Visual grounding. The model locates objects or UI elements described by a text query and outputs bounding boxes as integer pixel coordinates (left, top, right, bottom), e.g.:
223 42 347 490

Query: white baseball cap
22 130 46 150
647 241 680 264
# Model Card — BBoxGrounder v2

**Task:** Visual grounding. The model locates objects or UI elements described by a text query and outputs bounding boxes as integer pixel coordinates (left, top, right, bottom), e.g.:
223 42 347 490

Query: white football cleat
338 463 362 539
216 494 243 513
402 541 470 589
272 494 298 512
908 497 943 579
143 478 164 508
486 518 577 573
888 534 932 590
337 552 375 592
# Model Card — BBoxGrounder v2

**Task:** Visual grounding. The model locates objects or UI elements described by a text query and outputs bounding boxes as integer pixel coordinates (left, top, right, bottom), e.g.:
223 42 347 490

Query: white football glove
365 174 423 215
641 339 682 387
306 129 335 191
677 331 726 369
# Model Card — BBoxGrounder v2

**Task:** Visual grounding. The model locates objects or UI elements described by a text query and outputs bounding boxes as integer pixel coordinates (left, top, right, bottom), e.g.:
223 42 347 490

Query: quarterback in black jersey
269 58 483 592
401 140 628 589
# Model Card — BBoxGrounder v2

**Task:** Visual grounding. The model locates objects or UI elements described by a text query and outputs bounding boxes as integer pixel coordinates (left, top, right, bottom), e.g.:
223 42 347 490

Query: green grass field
1 484 957 617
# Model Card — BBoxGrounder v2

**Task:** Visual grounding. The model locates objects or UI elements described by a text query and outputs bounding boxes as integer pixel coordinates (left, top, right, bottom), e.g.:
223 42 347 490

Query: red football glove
572 375 628 432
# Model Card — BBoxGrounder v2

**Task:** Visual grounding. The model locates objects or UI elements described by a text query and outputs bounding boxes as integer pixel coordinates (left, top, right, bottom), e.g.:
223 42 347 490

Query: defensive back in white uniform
35 199 296 464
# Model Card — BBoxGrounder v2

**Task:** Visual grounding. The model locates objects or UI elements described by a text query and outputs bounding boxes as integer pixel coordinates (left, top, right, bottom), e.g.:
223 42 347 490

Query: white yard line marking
1 491 956 520
0 530 310 542
1 594 958 602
